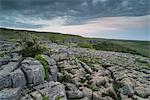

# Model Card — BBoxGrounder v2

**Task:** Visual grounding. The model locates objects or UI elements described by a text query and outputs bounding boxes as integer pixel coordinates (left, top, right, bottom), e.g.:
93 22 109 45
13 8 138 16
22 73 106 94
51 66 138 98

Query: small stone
47 74 53 81
80 61 92 74
85 74 92 80
20 94 33 100
92 91 105 100
30 91 43 100
57 72 63 82
142 70 150 74
51 53 68 61
121 94 132 100
65 83 78 91
81 87 92 100
66 90 84 99
120 83 135 96
79 97 89 100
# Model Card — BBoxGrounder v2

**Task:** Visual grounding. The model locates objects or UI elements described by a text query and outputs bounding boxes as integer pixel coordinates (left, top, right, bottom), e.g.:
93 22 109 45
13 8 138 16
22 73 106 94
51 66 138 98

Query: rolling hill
0 28 149 57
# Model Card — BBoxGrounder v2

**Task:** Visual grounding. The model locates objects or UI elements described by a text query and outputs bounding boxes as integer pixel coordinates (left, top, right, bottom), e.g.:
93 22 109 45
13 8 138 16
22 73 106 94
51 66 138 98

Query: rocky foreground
0 40 150 100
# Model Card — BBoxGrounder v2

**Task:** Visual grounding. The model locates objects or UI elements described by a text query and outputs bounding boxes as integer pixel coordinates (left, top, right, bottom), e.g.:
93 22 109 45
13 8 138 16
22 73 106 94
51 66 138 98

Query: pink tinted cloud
13 15 149 37
88 15 149 28
35 15 149 35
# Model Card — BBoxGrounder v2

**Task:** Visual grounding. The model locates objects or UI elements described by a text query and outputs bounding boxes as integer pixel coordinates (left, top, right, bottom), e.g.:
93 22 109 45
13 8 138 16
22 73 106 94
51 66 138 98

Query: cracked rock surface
0 40 150 100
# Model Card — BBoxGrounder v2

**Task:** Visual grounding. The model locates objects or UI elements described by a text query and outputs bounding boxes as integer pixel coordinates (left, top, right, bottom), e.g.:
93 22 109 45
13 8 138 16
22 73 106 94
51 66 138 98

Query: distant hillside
0 28 150 57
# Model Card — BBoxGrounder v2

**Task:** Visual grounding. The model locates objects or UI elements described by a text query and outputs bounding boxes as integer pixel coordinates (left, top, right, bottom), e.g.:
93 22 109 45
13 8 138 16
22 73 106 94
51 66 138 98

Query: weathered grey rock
135 87 150 98
80 76 86 83
10 69 26 88
48 82 67 100
34 81 67 100
41 55 58 81
79 97 89 100
101 61 113 68
57 72 63 82
80 61 92 74
92 91 110 100
65 83 78 91
142 70 150 74
20 94 33 100
121 94 132 100
92 76 108 87
47 74 53 81
92 93 101 100
105 84 118 100
121 78 134 87
51 53 68 61
66 90 84 99
133 95 150 100
85 74 92 81
120 83 135 96
0 74 11 90
10 53 22 62
41 55 56 66
48 65 58 81
30 91 43 100
21 58 45 86
81 87 92 100
0 87 21 100
0 62 18 77
0 64 25 89
0 55 11 66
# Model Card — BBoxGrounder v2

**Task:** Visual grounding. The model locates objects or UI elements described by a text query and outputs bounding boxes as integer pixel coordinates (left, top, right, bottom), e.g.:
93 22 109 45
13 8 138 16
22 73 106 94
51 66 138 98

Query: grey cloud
0 0 149 28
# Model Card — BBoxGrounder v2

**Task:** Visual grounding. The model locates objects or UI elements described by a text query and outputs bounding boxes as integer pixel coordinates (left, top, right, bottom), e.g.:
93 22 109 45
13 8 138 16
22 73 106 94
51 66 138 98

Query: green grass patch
42 96 49 100
89 84 99 91
136 58 150 70
35 54 49 80
21 44 45 57
55 96 62 100
77 43 93 49
93 41 138 54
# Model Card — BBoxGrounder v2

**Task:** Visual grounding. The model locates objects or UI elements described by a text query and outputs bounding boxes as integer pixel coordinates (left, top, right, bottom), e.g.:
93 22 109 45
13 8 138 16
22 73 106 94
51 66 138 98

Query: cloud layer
0 0 149 28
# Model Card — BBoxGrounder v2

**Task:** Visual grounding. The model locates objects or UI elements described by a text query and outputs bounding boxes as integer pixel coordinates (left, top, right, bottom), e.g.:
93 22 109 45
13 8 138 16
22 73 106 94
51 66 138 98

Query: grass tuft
35 54 49 80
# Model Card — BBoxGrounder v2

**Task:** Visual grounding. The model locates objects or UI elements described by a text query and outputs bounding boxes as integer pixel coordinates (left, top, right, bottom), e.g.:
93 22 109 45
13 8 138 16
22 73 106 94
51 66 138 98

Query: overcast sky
0 0 150 40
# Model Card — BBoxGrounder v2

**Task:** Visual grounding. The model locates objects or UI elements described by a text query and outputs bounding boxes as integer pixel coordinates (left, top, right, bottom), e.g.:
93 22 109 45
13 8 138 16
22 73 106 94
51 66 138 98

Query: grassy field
0 28 149 57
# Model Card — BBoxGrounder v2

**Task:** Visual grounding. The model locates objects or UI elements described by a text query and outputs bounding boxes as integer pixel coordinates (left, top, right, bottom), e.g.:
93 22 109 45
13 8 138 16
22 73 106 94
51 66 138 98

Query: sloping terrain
0 28 150 57
0 31 150 100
